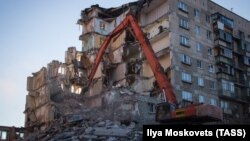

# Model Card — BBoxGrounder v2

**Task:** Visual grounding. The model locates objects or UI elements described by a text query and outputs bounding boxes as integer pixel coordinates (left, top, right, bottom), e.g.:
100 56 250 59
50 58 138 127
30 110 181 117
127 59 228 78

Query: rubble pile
24 116 142 141
24 87 143 141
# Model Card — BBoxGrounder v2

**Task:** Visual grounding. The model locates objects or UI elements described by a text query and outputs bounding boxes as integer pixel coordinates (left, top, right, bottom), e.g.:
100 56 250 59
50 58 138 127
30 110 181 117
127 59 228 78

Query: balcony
214 39 232 49
234 62 246 70
234 77 246 87
218 89 247 103
222 109 233 115
216 73 234 82
214 29 233 44
212 13 234 29
233 46 244 55
218 89 237 99
215 56 234 66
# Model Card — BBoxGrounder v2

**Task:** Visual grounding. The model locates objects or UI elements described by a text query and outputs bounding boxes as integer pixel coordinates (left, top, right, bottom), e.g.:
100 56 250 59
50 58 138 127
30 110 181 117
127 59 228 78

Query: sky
0 0 249 127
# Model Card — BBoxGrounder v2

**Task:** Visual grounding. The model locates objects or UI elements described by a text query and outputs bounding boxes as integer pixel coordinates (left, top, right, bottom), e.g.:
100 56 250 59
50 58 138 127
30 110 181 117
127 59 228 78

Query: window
178 1 188 12
58 66 65 75
244 56 250 65
182 72 192 83
0 131 7 140
206 14 211 23
195 25 201 35
100 21 105 30
196 42 202 52
180 35 190 47
181 54 191 65
210 81 215 89
222 80 235 93
182 91 192 101
199 95 205 103
208 64 214 73
194 9 200 18
208 48 213 56
198 77 204 86
207 30 212 40
221 48 233 58
16 132 24 139
220 100 229 109
179 18 189 29
197 60 202 69
210 98 217 106
148 103 156 113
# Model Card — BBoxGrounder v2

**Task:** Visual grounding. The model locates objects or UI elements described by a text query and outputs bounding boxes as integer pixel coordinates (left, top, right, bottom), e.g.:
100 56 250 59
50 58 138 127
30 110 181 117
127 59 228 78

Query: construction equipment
84 14 222 124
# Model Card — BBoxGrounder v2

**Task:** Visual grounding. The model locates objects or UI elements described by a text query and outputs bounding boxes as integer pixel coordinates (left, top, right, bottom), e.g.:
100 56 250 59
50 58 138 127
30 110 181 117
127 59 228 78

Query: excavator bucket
156 103 223 124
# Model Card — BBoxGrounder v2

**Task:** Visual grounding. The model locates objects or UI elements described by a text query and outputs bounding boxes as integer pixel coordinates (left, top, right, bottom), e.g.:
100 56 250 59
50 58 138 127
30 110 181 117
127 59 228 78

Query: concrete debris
22 88 144 141
24 111 141 141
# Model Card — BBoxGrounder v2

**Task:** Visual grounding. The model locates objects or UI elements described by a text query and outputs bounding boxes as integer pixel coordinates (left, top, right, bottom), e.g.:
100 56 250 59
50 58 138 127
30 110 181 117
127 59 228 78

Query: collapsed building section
0 126 24 141
24 0 250 138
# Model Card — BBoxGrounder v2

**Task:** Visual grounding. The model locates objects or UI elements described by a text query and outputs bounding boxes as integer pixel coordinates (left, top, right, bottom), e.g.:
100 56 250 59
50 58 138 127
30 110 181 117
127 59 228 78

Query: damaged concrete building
76 0 250 124
24 0 250 137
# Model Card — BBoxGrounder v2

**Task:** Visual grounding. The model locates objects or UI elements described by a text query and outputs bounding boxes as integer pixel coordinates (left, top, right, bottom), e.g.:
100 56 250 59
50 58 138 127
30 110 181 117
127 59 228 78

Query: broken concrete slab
92 127 132 137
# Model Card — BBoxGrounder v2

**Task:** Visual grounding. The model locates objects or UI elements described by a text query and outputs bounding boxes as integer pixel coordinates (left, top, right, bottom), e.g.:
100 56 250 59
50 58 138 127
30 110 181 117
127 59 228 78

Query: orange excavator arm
86 14 177 108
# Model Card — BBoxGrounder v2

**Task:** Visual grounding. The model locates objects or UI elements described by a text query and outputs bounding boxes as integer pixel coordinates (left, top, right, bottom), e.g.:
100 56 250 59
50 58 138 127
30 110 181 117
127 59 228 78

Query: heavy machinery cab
156 102 222 124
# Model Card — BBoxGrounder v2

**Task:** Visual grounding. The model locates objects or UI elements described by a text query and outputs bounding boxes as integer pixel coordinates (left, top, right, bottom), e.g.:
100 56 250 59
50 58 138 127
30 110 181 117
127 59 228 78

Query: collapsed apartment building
24 0 250 138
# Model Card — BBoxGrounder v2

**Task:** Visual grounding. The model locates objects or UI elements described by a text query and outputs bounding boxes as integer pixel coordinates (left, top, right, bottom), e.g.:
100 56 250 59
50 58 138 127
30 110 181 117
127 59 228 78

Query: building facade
77 0 250 124
25 0 250 131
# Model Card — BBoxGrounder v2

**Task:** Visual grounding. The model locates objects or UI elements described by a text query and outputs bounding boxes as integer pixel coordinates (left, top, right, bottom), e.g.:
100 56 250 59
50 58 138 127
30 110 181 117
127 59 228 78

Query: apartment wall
0 126 25 141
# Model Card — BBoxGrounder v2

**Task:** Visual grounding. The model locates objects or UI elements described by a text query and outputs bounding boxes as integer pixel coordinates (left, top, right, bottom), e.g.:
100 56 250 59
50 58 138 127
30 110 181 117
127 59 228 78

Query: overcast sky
0 0 249 127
